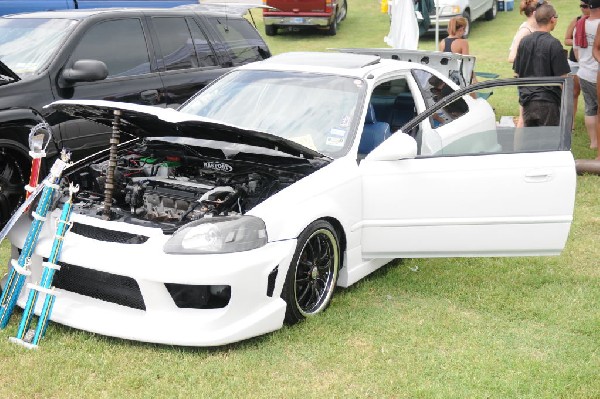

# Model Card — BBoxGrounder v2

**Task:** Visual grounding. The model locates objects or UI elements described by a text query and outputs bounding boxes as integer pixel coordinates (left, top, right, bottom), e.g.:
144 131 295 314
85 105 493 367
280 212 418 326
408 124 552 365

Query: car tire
0 151 26 227
327 18 337 36
484 0 497 20
462 9 471 38
265 25 277 36
339 0 348 21
281 220 340 324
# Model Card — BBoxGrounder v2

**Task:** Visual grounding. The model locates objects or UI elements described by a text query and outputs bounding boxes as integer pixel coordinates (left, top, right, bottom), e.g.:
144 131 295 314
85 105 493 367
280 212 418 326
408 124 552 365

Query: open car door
359 77 576 258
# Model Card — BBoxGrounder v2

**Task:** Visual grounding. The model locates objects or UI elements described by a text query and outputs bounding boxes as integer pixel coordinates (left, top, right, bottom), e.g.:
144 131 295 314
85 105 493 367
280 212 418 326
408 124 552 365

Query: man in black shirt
513 3 571 126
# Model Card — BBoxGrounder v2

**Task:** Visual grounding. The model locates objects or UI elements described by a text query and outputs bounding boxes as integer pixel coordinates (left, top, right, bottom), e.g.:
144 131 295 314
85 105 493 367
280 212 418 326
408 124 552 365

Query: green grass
1 1 599 397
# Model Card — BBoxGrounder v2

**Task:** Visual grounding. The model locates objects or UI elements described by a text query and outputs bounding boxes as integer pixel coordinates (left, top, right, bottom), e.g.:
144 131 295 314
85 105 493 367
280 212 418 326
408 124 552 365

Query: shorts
523 100 560 127
579 77 598 116
568 59 579 74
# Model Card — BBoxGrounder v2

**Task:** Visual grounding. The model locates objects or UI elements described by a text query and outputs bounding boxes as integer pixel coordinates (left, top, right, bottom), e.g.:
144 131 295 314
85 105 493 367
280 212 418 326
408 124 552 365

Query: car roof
2 6 234 19
239 51 431 80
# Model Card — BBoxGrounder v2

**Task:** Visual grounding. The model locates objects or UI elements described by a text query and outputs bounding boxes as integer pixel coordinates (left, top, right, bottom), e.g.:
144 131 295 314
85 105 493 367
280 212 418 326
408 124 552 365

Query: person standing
574 0 600 150
508 0 542 63
591 23 600 158
509 0 543 127
439 16 477 87
439 16 469 54
564 0 591 124
513 3 571 127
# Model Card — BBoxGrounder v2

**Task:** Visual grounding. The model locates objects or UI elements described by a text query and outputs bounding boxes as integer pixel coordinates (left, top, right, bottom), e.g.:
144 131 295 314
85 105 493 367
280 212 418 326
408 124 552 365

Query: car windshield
179 70 364 158
0 18 79 77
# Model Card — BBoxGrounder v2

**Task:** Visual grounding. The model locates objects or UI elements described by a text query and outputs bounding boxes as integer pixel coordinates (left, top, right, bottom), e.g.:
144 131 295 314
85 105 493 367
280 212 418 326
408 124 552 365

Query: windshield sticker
329 128 346 137
290 135 318 151
326 136 345 147
13 63 37 74
339 115 351 127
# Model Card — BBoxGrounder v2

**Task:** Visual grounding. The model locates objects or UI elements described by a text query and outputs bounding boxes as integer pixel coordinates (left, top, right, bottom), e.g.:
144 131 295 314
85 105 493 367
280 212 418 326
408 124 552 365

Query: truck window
152 17 197 71
206 17 269 66
188 19 218 68
69 18 151 77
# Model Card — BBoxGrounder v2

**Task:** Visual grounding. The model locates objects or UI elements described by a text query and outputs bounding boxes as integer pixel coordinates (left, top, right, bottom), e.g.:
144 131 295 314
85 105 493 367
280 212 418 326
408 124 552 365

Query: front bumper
6 211 297 346
426 14 459 32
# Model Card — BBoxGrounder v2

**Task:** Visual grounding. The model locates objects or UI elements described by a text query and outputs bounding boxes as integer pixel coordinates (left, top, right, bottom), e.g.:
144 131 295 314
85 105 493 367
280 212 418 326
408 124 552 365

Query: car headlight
163 215 268 254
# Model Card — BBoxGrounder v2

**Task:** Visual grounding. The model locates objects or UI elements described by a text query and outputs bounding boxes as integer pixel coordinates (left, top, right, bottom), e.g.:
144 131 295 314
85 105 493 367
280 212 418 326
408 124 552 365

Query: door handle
524 169 554 183
140 90 159 104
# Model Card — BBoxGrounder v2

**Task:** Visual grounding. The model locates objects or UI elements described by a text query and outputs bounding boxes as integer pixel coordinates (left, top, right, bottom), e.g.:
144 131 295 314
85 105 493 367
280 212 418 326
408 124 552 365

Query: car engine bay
58 139 325 233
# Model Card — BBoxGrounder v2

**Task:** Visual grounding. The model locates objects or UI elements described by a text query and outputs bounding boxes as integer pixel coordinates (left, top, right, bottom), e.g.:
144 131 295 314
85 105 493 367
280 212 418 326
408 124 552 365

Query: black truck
0 6 270 226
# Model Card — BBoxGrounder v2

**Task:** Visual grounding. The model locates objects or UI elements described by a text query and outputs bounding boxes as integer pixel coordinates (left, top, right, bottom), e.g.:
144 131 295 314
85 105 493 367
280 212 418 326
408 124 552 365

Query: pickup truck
262 0 347 36
0 0 199 15
0 6 270 227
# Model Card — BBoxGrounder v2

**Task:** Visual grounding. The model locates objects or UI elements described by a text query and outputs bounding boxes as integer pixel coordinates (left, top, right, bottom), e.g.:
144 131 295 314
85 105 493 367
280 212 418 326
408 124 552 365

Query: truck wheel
339 0 348 21
485 0 497 20
0 151 26 227
327 19 337 36
265 25 277 36
462 10 471 38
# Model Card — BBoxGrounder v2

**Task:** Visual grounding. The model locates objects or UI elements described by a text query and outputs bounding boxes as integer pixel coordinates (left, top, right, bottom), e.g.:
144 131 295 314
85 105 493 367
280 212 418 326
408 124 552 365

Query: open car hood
46 100 327 160
0 59 19 82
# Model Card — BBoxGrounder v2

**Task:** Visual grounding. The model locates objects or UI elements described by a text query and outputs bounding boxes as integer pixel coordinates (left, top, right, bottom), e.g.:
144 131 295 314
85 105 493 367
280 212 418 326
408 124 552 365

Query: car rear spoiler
332 48 477 88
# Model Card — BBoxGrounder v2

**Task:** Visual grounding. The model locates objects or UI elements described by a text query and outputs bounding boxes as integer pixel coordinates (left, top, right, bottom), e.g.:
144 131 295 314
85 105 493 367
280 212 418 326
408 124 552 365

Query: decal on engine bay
203 161 233 172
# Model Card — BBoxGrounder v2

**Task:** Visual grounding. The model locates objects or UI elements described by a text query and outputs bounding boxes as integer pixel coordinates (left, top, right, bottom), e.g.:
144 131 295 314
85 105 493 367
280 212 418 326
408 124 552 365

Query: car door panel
360 151 575 258
359 77 576 259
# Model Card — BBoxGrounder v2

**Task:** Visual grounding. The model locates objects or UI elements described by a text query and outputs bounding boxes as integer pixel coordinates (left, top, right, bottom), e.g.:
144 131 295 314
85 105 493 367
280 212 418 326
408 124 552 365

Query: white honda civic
3 51 576 346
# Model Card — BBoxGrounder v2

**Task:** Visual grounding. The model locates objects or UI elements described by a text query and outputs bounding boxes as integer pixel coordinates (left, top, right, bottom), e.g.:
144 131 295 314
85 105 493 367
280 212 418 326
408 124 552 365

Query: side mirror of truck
60 59 108 86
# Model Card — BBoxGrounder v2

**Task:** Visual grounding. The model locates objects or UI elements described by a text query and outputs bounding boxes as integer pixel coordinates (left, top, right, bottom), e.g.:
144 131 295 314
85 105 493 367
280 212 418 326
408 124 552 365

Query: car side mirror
61 59 108 85
364 132 417 161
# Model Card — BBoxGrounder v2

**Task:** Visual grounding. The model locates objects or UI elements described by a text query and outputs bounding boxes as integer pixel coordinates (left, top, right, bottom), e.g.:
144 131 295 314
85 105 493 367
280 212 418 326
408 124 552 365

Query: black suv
0 6 270 225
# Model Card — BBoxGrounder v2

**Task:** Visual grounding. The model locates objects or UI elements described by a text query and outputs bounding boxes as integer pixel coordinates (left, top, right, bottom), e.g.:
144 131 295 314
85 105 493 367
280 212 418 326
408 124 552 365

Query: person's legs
573 75 580 131
596 71 600 159
579 78 598 148
517 106 524 128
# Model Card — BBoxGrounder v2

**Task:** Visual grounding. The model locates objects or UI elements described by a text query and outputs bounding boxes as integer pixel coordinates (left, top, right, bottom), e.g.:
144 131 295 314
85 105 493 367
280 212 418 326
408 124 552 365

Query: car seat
358 103 391 155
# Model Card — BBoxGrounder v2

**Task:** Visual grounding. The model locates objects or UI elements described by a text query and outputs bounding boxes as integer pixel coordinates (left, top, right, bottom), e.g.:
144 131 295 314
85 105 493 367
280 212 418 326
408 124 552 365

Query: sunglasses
580 3 589 8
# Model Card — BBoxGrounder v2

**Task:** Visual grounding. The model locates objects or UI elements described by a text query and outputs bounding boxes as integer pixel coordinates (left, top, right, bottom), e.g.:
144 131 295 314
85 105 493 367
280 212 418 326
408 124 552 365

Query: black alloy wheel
282 220 340 324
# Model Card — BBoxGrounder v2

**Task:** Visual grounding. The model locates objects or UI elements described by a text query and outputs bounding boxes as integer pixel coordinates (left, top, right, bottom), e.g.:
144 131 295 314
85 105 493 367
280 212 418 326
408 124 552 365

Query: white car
423 0 498 37
3 51 575 346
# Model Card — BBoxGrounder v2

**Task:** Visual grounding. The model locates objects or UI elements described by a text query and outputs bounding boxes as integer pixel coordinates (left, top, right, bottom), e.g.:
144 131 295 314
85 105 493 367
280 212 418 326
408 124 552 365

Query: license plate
290 17 304 24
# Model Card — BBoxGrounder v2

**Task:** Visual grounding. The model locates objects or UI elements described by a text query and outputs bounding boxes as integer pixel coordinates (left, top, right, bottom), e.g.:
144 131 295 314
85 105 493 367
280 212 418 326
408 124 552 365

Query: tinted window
412 69 468 128
70 19 150 77
415 83 567 157
207 17 269 65
187 19 218 67
153 17 196 71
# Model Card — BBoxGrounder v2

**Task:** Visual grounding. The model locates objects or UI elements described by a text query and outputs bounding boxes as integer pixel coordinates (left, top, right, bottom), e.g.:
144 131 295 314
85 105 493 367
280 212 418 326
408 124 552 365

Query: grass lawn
0 0 598 397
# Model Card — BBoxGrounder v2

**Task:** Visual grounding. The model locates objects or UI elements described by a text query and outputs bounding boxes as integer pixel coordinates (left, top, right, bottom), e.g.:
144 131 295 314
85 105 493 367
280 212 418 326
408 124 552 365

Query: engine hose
102 110 121 220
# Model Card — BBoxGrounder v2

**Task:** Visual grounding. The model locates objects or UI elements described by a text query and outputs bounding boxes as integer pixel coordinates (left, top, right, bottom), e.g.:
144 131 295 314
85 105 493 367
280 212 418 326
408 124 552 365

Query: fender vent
266 265 278 297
